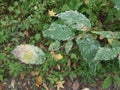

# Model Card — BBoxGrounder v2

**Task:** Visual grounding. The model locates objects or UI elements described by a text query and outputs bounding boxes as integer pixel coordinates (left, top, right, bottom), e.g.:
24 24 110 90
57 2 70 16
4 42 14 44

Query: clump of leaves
43 10 120 71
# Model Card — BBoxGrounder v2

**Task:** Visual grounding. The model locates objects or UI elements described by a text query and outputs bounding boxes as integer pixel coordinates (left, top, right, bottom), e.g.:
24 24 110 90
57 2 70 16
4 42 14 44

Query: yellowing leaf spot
48 10 56 17
55 80 65 90
22 52 33 61
108 39 113 45
35 76 42 87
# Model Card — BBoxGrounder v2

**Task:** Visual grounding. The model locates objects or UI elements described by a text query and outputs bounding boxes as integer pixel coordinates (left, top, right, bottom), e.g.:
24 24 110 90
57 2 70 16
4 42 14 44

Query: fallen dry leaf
55 80 65 90
0 83 5 90
31 71 40 76
72 80 80 90
20 72 25 80
57 64 61 70
10 79 15 88
35 76 42 87
52 53 63 61
39 44 45 49
23 31 29 37
43 83 49 90
48 10 56 17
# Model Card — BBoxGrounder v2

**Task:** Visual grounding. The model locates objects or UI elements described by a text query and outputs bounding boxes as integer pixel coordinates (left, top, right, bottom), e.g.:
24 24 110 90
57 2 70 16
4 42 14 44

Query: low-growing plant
1 0 120 89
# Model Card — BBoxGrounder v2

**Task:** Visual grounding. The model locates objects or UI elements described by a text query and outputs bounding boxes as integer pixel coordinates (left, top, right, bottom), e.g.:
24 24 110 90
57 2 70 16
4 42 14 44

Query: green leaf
57 10 91 31
0 75 3 81
65 41 73 54
76 34 100 62
43 23 75 41
49 40 60 51
113 76 120 87
91 31 120 39
35 34 41 41
93 47 120 61
102 75 112 89
8 6 14 12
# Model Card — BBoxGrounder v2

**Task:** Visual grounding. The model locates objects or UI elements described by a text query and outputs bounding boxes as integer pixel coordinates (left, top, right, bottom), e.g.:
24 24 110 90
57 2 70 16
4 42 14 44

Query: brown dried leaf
24 31 29 37
0 83 5 90
20 72 25 80
35 76 42 87
72 80 80 90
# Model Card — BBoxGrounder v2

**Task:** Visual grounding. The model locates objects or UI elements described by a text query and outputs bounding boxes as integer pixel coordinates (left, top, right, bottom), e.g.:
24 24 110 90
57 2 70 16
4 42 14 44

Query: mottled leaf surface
57 10 91 31
49 40 60 51
76 34 100 62
93 47 120 61
65 41 73 54
92 31 120 39
111 0 120 10
43 23 75 41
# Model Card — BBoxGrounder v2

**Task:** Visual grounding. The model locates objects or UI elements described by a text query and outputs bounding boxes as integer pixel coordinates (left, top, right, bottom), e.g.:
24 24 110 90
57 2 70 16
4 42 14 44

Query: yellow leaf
57 64 61 70
48 10 56 16
53 54 63 61
55 80 65 90
35 76 42 87
108 39 113 45
31 71 40 76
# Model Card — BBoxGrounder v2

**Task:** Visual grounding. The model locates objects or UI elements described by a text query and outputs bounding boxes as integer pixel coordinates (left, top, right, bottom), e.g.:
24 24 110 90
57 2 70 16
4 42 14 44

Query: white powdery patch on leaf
12 44 45 64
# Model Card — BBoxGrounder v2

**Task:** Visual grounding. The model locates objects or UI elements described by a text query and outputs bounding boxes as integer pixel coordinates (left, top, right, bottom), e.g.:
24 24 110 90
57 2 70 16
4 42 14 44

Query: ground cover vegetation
0 0 120 90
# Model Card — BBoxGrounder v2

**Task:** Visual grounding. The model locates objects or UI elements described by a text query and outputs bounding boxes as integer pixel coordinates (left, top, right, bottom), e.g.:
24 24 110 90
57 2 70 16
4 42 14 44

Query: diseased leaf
76 34 100 62
12 44 46 64
57 10 91 31
49 40 60 51
43 23 75 41
102 75 112 89
65 41 73 54
111 0 120 10
91 31 120 39
93 47 120 61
